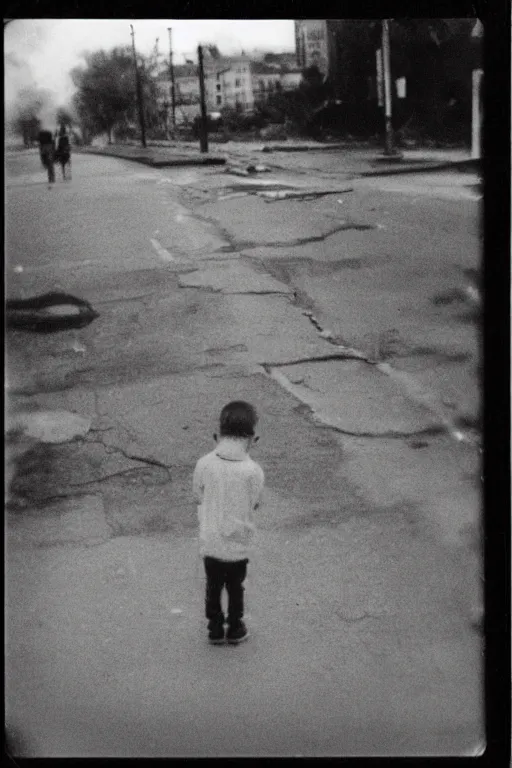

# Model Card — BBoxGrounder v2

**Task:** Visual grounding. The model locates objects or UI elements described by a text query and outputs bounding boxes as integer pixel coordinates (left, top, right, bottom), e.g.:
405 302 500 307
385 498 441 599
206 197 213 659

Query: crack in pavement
82 434 172 479
312 420 446 440
67 467 160 488
174 180 478 448
224 290 290 296
261 352 367 368
231 223 374 251
183 207 372 253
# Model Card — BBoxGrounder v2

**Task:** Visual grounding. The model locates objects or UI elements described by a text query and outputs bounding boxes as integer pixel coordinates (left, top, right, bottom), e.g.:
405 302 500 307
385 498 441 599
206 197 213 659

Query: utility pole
381 19 397 156
197 44 208 153
471 69 483 159
167 27 177 137
130 24 146 148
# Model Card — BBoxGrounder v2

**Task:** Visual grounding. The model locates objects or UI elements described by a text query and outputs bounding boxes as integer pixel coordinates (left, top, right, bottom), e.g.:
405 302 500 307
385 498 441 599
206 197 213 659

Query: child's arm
192 461 204 505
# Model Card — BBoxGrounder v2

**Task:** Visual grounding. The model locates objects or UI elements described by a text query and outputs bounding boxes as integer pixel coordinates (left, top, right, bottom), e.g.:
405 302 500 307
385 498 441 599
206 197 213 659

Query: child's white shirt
193 438 265 561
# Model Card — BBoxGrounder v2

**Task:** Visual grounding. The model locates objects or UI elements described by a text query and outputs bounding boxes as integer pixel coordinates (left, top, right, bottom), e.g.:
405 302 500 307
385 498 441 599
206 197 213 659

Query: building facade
156 64 201 126
251 62 303 103
294 19 339 79
251 61 283 104
157 52 302 124
207 55 254 111
281 70 303 91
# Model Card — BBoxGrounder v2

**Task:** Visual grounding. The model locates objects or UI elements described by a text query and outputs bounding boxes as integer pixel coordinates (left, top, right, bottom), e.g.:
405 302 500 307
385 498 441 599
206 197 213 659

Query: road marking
150 238 175 262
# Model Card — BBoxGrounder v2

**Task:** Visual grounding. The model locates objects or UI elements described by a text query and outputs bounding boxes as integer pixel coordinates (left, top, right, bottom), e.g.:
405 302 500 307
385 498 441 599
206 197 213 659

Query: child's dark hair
220 401 258 438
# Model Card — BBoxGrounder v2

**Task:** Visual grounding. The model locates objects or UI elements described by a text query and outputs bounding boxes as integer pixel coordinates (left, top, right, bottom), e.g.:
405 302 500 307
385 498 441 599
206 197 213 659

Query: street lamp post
197 45 208 153
168 27 177 137
163 100 169 140
381 19 398 156
130 24 147 148
471 69 483 159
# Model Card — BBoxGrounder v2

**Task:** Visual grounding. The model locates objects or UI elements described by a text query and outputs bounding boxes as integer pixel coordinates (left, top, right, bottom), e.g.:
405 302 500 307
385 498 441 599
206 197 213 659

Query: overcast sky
5 18 296 109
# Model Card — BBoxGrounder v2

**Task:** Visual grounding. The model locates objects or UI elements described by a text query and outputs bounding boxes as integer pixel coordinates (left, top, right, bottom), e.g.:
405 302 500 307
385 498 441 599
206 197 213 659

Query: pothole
6 292 99 333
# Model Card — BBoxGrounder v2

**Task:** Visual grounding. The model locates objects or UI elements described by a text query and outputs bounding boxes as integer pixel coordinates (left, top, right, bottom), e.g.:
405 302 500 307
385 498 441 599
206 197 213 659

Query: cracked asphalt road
6 151 483 757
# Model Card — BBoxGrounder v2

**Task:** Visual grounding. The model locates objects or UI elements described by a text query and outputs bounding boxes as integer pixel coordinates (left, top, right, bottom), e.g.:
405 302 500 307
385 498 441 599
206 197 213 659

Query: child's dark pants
204 556 248 628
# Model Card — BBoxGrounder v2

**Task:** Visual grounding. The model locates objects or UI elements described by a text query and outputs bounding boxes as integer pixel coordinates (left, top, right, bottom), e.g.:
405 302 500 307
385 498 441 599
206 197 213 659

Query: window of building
235 78 241 87
216 84 221 91
217 73 220 81
216 95 222 105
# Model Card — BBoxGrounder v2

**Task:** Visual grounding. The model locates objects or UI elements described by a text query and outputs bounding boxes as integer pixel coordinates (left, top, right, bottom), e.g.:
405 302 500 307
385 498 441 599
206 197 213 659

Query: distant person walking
38 128 55 185
193 401 264 645
55 125 72 181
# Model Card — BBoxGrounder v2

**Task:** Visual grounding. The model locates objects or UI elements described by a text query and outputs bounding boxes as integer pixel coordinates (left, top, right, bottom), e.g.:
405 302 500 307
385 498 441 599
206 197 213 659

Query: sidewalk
76 140 477 178
76 143 226 168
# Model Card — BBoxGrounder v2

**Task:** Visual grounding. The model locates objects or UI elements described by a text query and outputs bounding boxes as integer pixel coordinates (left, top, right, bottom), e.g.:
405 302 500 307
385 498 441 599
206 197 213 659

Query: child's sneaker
226 621 249 644
208 623 225 645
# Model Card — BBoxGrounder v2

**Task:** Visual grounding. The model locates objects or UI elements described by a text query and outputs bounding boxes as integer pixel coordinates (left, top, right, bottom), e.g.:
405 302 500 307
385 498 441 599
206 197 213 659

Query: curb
75 148 226 168
358 158 480 178
261 143 363 153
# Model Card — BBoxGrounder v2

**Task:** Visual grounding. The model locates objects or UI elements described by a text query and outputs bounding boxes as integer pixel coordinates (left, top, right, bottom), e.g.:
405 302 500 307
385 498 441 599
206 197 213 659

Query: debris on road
257 187 353 202
246 164 271 174
218 191 249 201
6 292 99 333
225 166 251 177
13 265 24 273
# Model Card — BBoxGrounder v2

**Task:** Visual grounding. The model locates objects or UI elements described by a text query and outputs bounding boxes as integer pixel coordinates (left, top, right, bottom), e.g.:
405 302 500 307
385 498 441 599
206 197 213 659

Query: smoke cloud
6 54 60 133
5 21 61 133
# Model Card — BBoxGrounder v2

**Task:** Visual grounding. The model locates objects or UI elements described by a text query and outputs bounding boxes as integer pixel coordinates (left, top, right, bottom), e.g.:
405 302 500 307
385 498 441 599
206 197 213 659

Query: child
38 128 55 185
193 401 264 645
55 127 71 181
